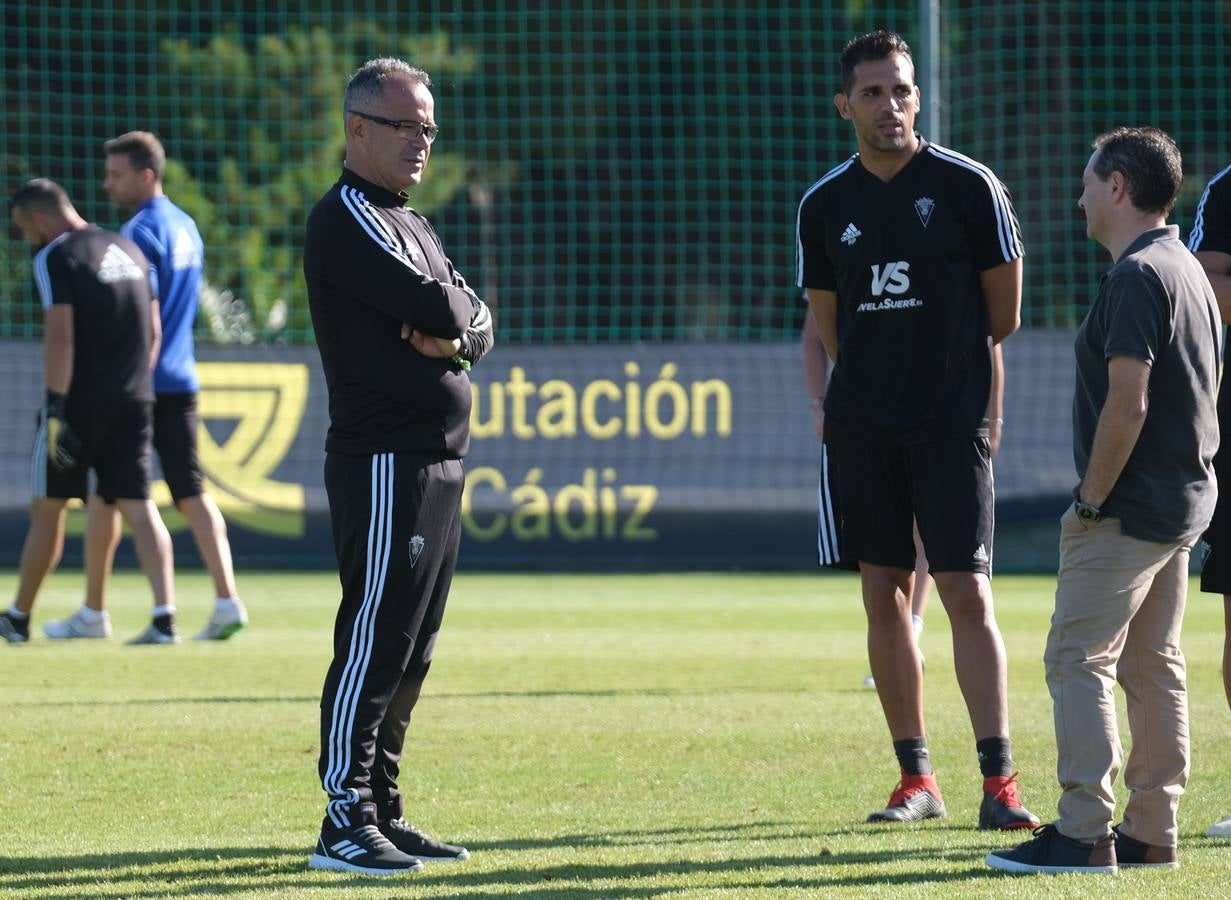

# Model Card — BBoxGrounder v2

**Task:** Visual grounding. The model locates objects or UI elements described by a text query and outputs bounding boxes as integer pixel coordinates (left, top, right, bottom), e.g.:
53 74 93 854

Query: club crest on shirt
409 535 425 568
914 197 935 228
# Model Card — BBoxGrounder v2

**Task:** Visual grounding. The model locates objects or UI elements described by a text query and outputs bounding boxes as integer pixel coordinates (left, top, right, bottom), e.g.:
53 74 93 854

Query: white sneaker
193 602 248 641
43 608 111 640
1208 814 1231 837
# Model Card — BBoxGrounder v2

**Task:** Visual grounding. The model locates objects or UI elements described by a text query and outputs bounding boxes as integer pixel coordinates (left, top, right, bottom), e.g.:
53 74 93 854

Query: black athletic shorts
1199 541 1231 596
32 400 152 501
826 437 994 575
153 392 205 502
1200 436 1231 595
816 442 858 571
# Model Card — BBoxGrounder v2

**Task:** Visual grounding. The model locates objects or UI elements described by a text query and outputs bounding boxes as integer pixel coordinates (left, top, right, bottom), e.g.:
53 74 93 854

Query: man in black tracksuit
304 57 493 877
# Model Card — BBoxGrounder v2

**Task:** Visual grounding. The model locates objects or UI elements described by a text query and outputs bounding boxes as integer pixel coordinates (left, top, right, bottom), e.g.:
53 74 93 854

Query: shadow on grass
0 830 1013 898
6 695 320 708
8 685 812 709
466 821 814 851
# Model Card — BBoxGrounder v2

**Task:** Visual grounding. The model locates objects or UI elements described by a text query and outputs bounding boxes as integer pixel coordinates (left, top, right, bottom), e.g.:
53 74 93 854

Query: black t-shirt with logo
33 226 155 415
796 138 1023 447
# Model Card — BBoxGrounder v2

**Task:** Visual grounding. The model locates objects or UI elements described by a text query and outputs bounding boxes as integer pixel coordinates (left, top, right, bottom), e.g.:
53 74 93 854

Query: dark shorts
816 442 857 571
32 400 152 501
1200 428 1231 595
827 437 994 575
152 392 205 502
1199 540 1231 596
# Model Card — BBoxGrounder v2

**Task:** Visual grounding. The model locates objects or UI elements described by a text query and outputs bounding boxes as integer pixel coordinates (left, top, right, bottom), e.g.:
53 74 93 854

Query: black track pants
317 451 463 828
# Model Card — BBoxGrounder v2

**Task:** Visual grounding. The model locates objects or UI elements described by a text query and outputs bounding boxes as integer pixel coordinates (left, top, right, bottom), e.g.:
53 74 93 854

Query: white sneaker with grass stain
43 608 111 640
193 601 248 641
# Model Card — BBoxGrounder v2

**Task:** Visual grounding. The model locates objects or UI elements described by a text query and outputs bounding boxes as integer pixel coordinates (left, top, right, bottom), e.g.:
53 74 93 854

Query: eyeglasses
347 110 440 143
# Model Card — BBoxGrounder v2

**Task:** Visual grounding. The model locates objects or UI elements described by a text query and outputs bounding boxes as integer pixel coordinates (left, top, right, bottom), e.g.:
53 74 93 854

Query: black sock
893 737 932 775
153 612 176 635
976 736 1013 778
2 610 29 637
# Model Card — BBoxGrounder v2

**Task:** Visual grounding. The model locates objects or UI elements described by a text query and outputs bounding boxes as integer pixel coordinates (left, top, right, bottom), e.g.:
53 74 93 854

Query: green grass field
1 570 1230 898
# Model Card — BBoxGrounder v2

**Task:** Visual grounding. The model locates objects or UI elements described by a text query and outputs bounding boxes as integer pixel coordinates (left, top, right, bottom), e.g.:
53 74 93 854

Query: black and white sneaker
0 612 29 644
126 613 179 645
379 817 470 862
309 823 424 875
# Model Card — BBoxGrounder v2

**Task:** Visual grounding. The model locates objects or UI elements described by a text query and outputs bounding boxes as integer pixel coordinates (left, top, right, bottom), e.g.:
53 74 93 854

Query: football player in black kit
1 179 177 646
1190 163 1231 839
795 31 1039 830
304 58 493 876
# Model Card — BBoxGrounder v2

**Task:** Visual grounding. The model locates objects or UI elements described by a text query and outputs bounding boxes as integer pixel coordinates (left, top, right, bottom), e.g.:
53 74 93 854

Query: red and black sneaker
867 771 947 823
979 772 1041 831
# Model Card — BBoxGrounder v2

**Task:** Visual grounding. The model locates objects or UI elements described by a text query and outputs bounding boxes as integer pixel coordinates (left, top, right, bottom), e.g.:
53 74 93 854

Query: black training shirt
305 167 489 457
32 225 154 415
796 138 1023 447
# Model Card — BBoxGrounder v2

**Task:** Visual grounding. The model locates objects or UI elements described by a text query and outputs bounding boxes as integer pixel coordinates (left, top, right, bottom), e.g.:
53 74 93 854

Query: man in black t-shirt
988 128 1218 875
304 58 492 877
1190 163 1231 839
0 179 178 646
796 30 1038 830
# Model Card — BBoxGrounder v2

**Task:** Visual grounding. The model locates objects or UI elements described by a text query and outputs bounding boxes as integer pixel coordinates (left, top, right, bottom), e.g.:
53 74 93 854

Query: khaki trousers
1045 503 1192 846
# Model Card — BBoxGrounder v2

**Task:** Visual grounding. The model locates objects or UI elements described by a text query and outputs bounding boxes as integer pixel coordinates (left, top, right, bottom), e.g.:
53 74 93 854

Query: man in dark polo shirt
988 127 1219 875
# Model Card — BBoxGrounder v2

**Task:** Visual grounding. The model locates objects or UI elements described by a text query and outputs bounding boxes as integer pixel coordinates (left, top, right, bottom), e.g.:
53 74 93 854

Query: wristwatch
1074 500 1102 522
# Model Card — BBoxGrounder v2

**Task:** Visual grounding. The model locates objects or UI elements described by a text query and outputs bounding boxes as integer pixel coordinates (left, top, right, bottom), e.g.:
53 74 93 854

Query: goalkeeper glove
43 391 81 471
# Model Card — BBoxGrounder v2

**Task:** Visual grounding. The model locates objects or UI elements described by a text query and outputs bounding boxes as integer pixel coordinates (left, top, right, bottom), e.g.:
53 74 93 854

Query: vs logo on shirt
870 261 911 296
857 261 922 312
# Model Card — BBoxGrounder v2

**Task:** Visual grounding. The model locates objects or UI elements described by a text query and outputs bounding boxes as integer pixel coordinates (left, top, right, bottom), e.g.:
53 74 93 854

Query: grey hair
344 58 431 119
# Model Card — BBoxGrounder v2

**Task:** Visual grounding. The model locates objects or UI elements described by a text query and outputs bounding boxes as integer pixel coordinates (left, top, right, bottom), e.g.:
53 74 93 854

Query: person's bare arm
801 310 831 440
804 288 839 362
1078 356 1151 507
981 258 1022 345
43 304 74 393
1194 250 1231 324
149 299 162 372
987 343 1004 455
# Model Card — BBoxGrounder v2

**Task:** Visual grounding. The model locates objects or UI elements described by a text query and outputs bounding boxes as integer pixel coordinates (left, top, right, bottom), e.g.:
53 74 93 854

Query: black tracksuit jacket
305 167 492 458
